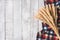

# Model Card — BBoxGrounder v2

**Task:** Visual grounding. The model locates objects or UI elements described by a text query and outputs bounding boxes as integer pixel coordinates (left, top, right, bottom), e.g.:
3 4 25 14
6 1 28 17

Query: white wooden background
0 0 44 40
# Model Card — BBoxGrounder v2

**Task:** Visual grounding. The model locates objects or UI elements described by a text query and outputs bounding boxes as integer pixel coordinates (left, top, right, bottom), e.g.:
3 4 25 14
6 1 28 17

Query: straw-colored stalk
51 4 55 19
48 4 52 11
55 6 58 26
51 4 58 25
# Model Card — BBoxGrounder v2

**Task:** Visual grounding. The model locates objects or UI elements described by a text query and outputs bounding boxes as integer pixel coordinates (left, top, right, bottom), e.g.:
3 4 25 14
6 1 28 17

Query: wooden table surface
0 0 44 40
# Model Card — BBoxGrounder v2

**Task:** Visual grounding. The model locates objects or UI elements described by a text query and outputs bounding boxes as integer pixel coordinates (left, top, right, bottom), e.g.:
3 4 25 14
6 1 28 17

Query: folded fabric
36 23 59 40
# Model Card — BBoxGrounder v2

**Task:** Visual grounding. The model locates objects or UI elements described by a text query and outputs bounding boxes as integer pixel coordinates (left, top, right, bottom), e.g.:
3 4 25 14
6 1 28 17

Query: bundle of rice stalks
35 4 60 40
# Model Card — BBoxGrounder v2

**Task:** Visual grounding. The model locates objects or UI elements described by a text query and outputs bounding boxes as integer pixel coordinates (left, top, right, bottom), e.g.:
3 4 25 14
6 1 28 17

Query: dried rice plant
35 4 60 40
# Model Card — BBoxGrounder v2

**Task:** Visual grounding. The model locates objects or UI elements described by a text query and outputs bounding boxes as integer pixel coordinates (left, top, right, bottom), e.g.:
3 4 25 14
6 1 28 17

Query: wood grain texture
38 0 44 32
5 0 14 40
0 0 5 40
30 0 39 40
14 0 23 40
21 0 31 40
0 0 43 40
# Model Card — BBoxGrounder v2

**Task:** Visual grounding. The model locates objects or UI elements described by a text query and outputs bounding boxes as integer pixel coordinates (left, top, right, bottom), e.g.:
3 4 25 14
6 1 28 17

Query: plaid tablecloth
36 23 59 40
36 0 60 40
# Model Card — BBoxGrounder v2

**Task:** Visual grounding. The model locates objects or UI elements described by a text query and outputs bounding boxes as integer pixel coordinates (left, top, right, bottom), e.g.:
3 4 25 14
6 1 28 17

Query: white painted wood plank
0 0 5 40
5 0 14 40
13 0 23 40
30 0 39 40
21 0 31 40
38 0 44 31
30 1 35 40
